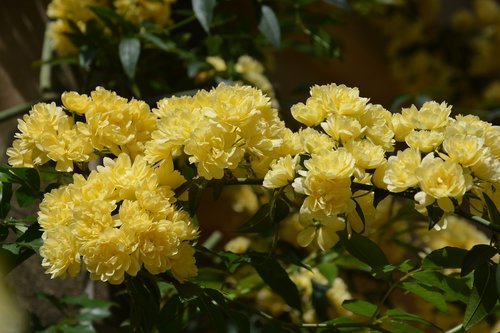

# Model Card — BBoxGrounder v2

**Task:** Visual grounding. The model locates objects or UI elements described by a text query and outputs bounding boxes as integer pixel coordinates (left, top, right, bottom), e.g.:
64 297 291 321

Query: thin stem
372 268 421 321
445 324 465 333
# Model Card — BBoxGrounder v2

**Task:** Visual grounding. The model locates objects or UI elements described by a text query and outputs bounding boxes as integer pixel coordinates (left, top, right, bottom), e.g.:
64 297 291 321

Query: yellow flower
113 0 175 27
61 91 91 114
199 84 272 131
321 114 363 143
38 186 75 231
291 84 368 126
184 123 245 180
81 227 140 284
405 130 444 153
170 243 198 282
235 55 265 74
401 101 451 130
391 113 414 141
384 148 421 192
40 227 81 279
443 134 485 167
415 153 471 212
146 96 203 162
470 148 500 182
294 175 355 216
304 149 355 179
97 154 157 200
263 155 300 189
296 207 345 250
84 87 156 157
297 128 336 155
485 125 500 158
206 56 227 72
224 236 251 254
344 139 386 171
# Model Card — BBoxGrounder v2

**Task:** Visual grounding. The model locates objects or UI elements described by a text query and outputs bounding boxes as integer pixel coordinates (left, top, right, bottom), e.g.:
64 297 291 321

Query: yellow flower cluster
145 84 286 179
47 0 176 55
7 87 156 171
7 102 94 172
264 83 499 249
7 82 499 284
47 0 106 55
39 153 197 284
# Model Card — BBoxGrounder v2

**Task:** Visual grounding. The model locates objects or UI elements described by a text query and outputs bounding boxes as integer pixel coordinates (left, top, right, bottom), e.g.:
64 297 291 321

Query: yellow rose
345 139 386 170
321 114 363 143
304 149 355 179
263 155 300 189
405 130 444 153
384 148 421 192
443 134 485 167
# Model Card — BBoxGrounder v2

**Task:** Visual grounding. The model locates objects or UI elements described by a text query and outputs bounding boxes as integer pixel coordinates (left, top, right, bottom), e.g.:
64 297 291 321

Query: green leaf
227 309 250 333
317 262 338 283
383 320 426 333
239 203 271 233
385 308 436 327
311 280 330 321
15 186 39 207
463 263 497 330
192 0 216 33
188 181 207 216
373 190 389 209
401 282 447 312
196 291 226 333
427 205 444 230
270 196 289 224
78 45 98 71
119 38 141 79
461 244 497 277
0 181 12 218
339 231 389 273
342 299 377 318
140 33 175 52
258 5 281 48
412 271 470 303
323 0 350 9
127 272 161 333
8 167 40 190
157 295 185 333
483 193 500 225
249 254 302 311
422 247 468 270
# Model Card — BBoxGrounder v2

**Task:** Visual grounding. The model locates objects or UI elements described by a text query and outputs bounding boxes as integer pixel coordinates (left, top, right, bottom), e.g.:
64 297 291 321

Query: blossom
321 114 363 143
6 102 93 171
415 153 472 212
294 175 355 216
113 0 175 27
401 101 451 130
296 207 345 250
184 122 245 180
344 139 386 171
442 134 485 166
384 148 421 192
263 155 301 189
292 83 369 126
224 236 251 254
304 149 355 179
405 130 444 153
170 243 198 282
80 227 140 284
40 227 81 279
